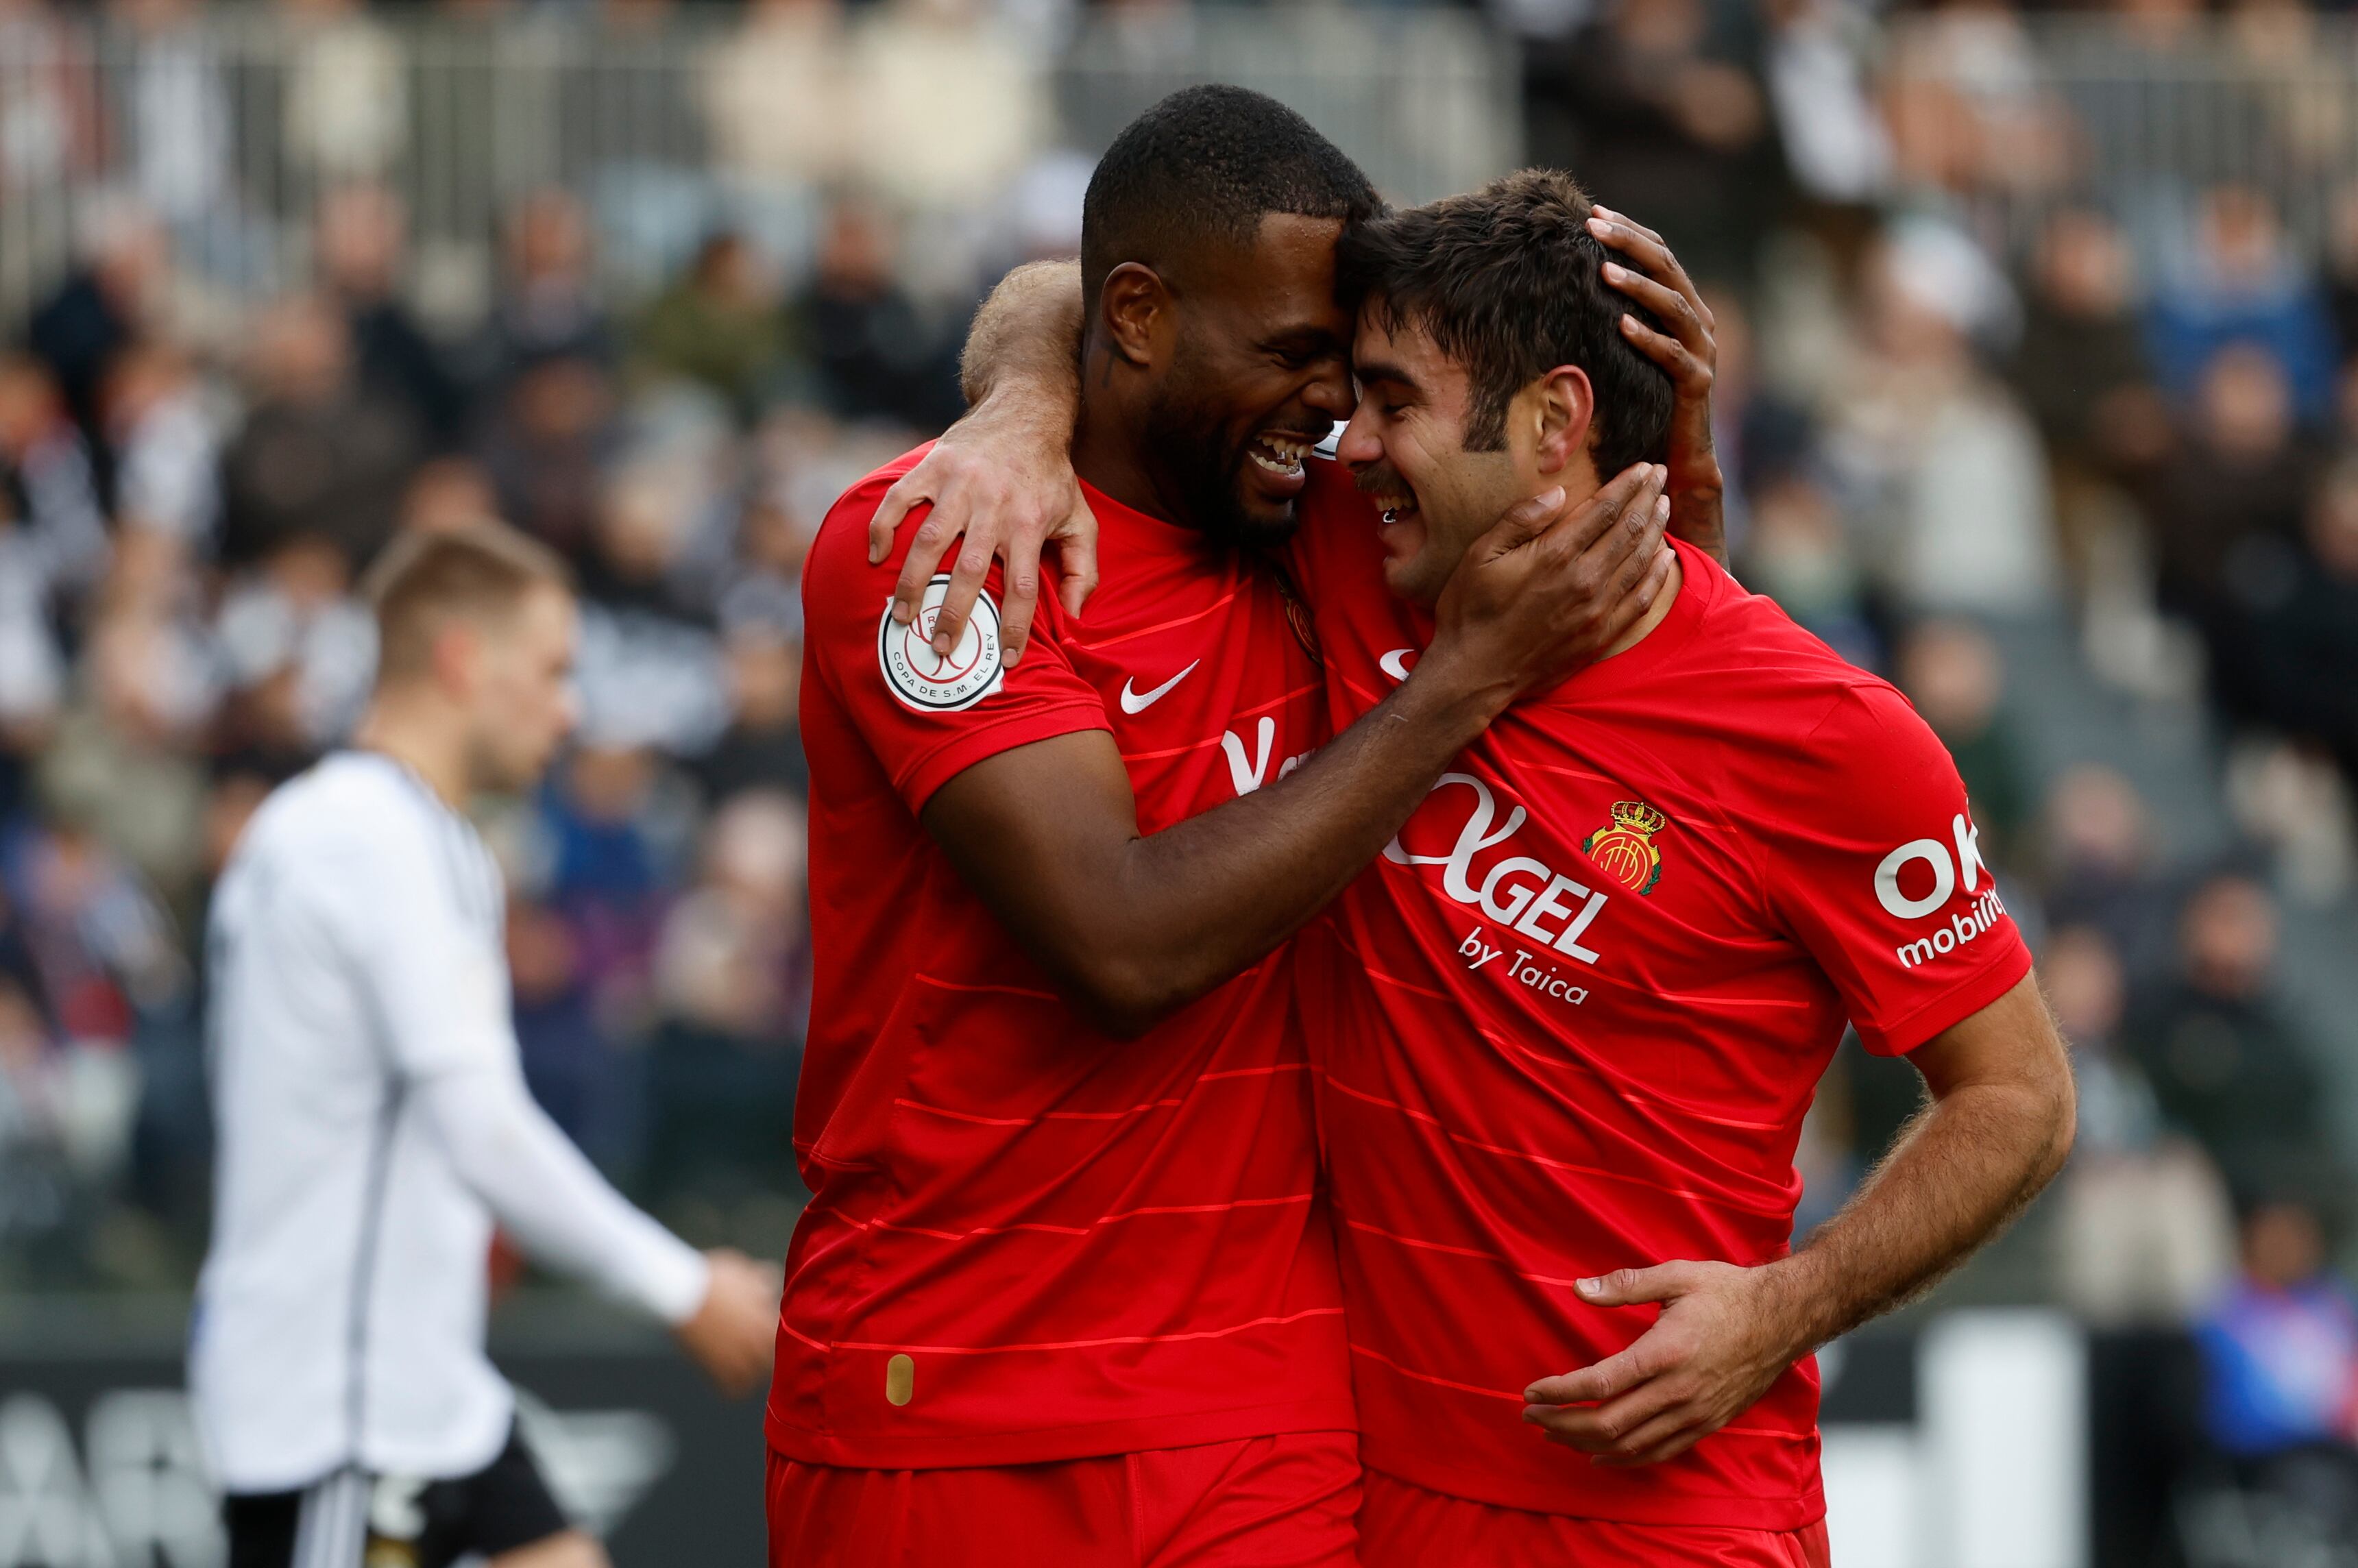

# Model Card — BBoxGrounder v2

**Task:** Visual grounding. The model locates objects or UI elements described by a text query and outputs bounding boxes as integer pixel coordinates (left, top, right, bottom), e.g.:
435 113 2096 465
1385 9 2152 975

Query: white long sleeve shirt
191 751 708 1494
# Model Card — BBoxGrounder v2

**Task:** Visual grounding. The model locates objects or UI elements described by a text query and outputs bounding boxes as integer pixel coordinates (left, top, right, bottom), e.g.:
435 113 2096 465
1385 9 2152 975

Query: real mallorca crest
879 574 1006 713
1582 800 1667 896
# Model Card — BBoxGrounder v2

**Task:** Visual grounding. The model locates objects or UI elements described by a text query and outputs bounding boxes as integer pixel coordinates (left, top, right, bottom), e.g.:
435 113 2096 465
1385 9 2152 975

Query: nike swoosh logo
1379 648 1415 682
1119 661 1201 714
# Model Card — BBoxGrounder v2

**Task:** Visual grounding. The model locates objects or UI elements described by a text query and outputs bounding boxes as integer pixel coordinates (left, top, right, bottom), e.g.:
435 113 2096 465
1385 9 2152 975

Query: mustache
1354 461 1409 498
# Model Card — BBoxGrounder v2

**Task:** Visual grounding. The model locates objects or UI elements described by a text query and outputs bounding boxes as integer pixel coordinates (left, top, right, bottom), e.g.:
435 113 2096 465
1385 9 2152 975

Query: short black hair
1080 86 1383 305
1337 168 1673 472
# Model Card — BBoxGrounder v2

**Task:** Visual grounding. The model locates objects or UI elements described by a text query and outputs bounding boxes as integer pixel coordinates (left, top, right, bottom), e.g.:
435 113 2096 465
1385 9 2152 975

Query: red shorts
1358 1471 1831 1567
766 1431 1361 1567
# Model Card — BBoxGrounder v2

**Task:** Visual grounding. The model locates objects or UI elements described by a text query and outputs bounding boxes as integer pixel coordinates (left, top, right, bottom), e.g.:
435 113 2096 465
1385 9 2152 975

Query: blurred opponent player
194 524 778 1568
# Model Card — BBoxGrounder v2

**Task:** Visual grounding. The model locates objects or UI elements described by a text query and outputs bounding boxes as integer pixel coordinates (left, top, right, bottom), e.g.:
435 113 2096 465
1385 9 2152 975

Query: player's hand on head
674 1247 781 1397
1588 204 1727 565
1518 1258 1808 1467
868 404 1098 667
1426 463 1670 700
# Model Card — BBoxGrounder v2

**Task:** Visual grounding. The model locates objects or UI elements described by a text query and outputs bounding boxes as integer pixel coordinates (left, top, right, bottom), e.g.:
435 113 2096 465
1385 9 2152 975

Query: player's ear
429 617 482 698
1531 365 1594 479
1097 262 1172 369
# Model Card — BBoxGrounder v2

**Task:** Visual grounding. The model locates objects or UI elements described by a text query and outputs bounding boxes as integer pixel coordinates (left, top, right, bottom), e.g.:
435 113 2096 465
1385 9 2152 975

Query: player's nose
1300 357 1354 418
1335 406 1382 470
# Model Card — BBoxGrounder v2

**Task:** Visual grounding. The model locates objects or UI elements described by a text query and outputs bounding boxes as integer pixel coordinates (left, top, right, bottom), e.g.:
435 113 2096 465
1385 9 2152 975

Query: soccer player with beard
892 173 2076 1565
773 92 1676 1567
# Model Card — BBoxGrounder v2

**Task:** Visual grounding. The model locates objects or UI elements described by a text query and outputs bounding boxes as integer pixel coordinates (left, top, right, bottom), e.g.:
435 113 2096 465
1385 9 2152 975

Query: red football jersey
1285 464 2031 1529
770 446 1349 1470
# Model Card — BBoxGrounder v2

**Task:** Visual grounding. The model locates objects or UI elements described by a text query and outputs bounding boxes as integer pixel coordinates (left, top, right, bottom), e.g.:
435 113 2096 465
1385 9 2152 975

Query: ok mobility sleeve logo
1879 813 2008 968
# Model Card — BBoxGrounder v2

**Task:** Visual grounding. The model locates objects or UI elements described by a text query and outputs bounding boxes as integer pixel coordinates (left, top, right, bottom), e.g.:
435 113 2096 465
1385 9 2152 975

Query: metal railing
0 5 1520 325
1888 13 2358 259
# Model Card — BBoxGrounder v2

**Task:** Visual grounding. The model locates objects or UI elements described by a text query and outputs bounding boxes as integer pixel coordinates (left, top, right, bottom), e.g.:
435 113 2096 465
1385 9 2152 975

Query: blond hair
361 524 572 683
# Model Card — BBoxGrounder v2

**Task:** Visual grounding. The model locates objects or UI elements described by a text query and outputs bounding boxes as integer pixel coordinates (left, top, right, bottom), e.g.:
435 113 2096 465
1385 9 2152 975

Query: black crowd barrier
0 1299 770 1566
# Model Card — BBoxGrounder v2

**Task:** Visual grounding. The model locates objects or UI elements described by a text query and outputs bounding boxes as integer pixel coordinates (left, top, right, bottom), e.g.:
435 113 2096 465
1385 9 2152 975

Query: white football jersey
192 752 705 1493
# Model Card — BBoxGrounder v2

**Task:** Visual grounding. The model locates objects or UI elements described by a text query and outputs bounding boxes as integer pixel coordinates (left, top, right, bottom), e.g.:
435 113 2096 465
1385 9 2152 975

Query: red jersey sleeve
801 457 1113 813
1752 682 2032 1056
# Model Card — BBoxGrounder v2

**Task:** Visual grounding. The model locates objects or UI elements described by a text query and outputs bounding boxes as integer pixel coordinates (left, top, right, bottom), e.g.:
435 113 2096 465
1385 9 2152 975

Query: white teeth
1249 443 1305 477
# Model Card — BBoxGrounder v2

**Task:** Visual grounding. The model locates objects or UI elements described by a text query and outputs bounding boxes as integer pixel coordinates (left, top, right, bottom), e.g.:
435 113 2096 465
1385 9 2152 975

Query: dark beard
1141 382 1300 552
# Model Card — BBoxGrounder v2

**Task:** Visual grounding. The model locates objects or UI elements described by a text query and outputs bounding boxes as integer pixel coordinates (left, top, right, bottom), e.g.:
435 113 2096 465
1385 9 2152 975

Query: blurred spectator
2123 874 2335 1199
476 352 619 561
1758 0 1889 206
1896 619 2030 868
2050 923 2236 1325
111 0 234 241
101 339 219 550
1882 0 2071 199
0 968 82 1266
694 627 807 806
0 0 101 199
644 789 807 1207
539 744 695 1032
716 460 818 637
25 200 170 449
462 188 618 396
11 818 188 1040
2243 458 2358 792
317 182 466 449
211 532 376 763
2329 178 2358 362
705 0 852 191
219 294 422 567
572 465 732 756
507 894 617 1160
851 0 1049 217
2195 1197 2358 1544
2138 341 2322 723
398 456 502 537
2145 185 2337 424
1827 220 2060 617
633 232 788 424
789 196 962 430
1524 0 1776 286
36 610 212 905
280 0 406 180
1703 286 1814 559
1742 472 1879 671
2008 208 2169 482
0 353 111 611
2040 763 2178 985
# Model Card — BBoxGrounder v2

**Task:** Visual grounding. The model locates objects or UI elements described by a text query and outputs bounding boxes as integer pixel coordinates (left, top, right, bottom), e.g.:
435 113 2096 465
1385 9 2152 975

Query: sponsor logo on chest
1385 772 1668 1009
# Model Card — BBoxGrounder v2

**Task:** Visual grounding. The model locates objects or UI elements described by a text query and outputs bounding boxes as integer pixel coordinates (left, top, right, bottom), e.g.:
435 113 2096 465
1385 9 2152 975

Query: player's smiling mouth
1370 488 1420 526
1246 432 1317 480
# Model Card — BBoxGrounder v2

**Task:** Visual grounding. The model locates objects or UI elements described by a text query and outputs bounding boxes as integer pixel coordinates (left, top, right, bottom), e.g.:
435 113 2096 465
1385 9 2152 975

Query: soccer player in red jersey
897 174 2078 1565
773 93 1675 1567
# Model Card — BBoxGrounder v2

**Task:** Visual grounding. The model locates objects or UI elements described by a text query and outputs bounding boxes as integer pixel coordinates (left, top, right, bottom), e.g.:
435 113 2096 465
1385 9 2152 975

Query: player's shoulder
236 754 443 881
1679 552 1894 714
802 443 936 594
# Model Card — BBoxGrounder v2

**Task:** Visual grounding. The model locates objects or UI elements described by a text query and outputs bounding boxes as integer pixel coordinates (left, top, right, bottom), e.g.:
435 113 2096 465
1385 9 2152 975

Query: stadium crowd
4 0 2358 1483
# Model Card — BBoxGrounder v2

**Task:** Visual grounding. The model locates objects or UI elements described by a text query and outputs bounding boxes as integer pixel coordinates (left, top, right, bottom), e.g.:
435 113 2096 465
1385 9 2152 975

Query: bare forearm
1093 659 1508 1022
962 260 1085 408
1766 1073 2073 1351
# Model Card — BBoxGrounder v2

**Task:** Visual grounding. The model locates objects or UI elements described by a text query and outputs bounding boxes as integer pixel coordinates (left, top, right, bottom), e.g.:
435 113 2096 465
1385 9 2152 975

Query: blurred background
1 0 2357 1562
